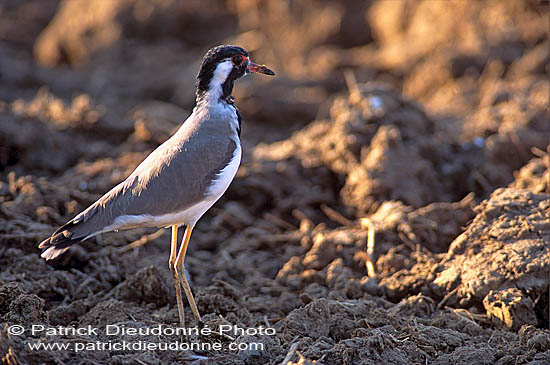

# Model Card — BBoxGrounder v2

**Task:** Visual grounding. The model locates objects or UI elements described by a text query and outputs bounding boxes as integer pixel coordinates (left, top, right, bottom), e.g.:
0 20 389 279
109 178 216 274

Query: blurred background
0 1 549 363
1 0 547 176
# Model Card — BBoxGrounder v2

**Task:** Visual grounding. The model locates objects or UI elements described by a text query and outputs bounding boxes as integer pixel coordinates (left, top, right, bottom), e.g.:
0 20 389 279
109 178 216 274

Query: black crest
196 45 249 100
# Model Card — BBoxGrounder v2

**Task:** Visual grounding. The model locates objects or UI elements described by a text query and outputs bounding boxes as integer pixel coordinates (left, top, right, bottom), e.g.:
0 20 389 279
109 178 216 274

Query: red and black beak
247 61 275 76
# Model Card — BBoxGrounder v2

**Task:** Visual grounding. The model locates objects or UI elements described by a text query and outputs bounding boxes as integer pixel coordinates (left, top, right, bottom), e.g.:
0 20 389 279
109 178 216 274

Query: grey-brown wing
88 137 235 227
62 129 237 242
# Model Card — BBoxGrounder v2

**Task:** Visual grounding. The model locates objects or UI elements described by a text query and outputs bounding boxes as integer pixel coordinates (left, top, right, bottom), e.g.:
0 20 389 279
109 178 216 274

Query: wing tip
38 237 50 249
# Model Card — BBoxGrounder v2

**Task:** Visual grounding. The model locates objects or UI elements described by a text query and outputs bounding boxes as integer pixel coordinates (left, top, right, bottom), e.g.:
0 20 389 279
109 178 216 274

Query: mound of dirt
433 188 550 325
380 188 550 330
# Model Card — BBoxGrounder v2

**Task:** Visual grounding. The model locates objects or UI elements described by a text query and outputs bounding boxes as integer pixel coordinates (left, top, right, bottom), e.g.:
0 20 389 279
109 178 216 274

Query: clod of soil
484 288 538 331
431 188 550 314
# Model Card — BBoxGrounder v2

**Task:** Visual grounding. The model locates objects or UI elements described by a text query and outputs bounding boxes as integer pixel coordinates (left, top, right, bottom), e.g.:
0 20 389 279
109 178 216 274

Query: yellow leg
169 225 185 328
175 225 202 322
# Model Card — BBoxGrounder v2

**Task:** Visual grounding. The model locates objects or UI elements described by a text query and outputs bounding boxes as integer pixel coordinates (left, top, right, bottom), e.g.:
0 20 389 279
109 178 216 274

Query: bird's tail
38 201 105 260
38 219 89 260
39 181 127 260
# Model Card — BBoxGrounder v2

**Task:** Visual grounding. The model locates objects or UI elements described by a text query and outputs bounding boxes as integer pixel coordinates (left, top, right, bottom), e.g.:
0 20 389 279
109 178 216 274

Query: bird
38 45 275 328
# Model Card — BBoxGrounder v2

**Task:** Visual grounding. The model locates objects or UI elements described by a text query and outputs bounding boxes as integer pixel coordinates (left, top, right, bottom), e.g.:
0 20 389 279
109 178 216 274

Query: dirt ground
1 0 549 364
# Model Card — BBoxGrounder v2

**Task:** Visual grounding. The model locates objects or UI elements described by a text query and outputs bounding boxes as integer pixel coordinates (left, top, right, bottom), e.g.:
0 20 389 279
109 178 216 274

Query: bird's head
196 45 275 102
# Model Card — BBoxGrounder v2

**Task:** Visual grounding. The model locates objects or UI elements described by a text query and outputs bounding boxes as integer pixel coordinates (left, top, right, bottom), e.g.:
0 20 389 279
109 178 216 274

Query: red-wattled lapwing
39 45 275 328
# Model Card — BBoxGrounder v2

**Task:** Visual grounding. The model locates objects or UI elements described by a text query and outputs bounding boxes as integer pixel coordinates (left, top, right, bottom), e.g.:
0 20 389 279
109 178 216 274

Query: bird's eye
232 55 244 65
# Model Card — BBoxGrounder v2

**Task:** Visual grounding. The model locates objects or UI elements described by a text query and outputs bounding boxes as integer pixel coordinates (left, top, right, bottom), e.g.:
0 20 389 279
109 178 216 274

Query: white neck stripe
205 60 233 101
